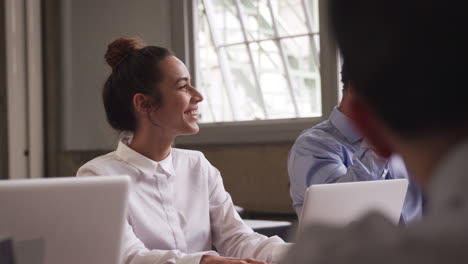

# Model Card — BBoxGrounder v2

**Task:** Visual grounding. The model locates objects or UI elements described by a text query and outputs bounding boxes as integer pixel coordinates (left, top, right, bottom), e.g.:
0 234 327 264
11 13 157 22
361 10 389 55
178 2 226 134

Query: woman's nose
191 87 203 102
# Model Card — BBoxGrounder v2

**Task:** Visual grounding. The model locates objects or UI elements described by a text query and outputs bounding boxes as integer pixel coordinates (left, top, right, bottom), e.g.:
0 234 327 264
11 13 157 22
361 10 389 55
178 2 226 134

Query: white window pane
225 45 266 121
197 88 214 123
313 34 320 56
250 41 296 118
309 0 320 31
282 36 321 117
295 76 321 116
241 0 275 41
337 52 344 102
274 0 309 36
199 70 235 123
197 51 235 123
197 0 323 123
261 72 296 118
198 12 235 123
204 0 245 45
250 41 282 76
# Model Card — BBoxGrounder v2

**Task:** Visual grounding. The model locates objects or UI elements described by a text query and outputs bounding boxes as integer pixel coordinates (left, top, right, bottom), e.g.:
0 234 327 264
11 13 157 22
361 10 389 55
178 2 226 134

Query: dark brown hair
103 36 173 132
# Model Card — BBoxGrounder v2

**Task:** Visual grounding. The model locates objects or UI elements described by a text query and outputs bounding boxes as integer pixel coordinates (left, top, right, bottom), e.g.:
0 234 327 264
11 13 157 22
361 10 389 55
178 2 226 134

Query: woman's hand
200 255 268 264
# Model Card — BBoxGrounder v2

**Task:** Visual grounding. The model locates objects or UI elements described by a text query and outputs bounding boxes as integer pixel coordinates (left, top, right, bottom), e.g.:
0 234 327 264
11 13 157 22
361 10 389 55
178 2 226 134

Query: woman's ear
347 94 394 158
133 93 153 114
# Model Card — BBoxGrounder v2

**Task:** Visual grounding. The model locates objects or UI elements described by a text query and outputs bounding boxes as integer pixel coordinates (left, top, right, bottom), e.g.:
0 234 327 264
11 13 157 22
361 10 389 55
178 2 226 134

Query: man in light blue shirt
287 64 422 223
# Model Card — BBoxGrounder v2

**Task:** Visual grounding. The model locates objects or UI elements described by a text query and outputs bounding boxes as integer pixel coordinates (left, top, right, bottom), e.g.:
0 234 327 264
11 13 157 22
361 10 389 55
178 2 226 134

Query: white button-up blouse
77 138 285 264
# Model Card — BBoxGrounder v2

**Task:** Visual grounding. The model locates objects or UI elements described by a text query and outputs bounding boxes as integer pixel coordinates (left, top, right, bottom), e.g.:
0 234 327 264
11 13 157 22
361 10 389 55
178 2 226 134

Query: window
177 0 339 145
197 0 322 123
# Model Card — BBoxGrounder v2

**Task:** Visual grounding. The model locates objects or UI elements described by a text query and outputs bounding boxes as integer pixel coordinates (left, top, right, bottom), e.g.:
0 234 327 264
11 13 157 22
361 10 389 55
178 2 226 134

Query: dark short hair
330 0 468 138
103 36 173 132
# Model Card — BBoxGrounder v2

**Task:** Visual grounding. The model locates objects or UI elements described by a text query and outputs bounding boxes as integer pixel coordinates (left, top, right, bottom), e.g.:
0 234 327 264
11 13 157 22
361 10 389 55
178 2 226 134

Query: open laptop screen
298 179 408 230
0 176 129 264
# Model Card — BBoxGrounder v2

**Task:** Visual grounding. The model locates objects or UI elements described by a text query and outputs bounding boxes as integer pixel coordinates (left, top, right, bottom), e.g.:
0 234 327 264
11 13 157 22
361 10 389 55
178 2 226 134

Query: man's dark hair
330 0 468 138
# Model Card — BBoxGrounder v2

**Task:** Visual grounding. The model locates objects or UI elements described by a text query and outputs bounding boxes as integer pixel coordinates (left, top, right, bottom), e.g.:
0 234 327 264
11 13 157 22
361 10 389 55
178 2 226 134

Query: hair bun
105 36 146 70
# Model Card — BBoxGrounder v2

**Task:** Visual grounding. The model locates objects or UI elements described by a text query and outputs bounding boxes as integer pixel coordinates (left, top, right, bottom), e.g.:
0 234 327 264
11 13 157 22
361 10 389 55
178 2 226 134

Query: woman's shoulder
172 148 204 157
77 151 127 176
82 151 120 165
171 148 220 181
171 148 211 166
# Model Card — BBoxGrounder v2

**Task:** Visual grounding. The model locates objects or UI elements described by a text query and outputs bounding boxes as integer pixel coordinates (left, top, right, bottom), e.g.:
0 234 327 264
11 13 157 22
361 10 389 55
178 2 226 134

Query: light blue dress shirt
288 107 423 223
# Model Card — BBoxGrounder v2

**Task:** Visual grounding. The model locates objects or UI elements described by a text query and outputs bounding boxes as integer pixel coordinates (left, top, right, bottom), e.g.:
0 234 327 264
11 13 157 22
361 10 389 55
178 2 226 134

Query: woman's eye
179 85 188 90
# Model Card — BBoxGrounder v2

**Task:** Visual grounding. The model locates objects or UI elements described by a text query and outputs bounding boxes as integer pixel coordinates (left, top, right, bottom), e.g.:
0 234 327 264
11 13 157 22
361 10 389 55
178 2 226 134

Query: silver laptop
298 179 408 230
0 176 129 264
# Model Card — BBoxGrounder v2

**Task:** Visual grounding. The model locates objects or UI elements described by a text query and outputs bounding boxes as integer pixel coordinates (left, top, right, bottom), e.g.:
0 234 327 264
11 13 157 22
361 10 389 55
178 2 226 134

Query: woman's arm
203 157 287 263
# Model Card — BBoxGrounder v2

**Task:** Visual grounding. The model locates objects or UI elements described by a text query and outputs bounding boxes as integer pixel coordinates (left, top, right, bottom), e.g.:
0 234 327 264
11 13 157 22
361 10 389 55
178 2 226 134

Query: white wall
62 0 173 150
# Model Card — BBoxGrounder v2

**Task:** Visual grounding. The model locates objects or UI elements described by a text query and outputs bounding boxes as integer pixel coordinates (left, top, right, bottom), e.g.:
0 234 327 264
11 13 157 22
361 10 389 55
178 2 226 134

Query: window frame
173 0 339 145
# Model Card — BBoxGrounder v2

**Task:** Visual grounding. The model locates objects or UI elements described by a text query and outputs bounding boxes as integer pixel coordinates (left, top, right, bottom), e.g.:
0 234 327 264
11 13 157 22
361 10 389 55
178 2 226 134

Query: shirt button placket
155 170 187 252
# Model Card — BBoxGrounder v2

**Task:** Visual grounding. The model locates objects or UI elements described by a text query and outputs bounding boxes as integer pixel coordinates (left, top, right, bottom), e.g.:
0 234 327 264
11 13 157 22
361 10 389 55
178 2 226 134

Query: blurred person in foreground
282 0 468 263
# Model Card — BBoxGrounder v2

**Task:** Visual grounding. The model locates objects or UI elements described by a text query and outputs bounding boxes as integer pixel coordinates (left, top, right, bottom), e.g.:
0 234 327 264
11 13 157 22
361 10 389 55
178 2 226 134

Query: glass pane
250 41 296 118
224 45 266 121
272 0 309 36
281 36 321 117
198 0 323 123
308 0 320 31
313 34 320 56
337 52 344 102
199 71 235 123
198 13 235 123
241 0 275 41
202 0 245 45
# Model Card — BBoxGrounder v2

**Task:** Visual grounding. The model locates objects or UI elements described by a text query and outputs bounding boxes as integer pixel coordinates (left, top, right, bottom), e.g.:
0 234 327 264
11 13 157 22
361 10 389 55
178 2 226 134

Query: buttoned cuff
189 251 219 264
270 243 294 264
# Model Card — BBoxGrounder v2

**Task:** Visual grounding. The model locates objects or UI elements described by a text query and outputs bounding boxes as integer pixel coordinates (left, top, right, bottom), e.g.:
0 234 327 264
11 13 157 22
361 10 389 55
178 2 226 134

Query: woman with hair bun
77 36 287 264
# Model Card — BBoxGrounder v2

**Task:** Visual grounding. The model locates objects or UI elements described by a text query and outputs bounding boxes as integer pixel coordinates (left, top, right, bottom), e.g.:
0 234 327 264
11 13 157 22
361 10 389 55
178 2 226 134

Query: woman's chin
189 126 200 135
179 124 200 136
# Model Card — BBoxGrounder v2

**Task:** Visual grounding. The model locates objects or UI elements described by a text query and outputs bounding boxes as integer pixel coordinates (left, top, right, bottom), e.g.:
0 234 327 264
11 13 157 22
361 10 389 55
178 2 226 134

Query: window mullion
218 32 319 49
202 0 238 121
233 0 268 119
301 0 320 70
266 0 300 117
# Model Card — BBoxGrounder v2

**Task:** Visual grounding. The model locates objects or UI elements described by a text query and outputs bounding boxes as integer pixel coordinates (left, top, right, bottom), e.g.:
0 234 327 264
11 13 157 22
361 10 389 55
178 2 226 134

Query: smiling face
148 56 203 137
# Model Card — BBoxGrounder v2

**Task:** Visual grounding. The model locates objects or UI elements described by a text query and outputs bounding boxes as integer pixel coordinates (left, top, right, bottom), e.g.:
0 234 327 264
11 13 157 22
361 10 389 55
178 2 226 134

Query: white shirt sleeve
205 159 288 263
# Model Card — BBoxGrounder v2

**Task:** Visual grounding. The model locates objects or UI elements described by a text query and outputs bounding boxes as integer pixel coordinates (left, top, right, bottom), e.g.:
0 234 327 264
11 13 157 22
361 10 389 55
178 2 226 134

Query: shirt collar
115 134 176 178
329 106 362 144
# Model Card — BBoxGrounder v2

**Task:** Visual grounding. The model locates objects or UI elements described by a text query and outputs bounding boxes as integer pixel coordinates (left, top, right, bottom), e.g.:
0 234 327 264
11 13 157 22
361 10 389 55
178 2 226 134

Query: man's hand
200 255 268 264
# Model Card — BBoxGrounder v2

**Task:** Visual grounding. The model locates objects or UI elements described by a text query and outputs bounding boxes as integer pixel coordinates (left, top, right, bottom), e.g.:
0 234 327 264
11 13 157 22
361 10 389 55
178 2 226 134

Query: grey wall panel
61 0 172 150
0 0 8 179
